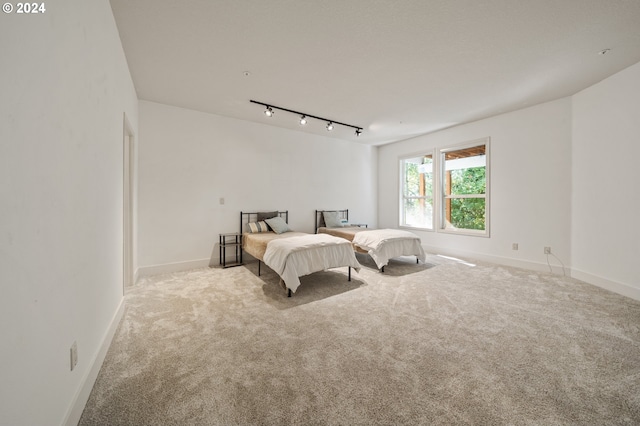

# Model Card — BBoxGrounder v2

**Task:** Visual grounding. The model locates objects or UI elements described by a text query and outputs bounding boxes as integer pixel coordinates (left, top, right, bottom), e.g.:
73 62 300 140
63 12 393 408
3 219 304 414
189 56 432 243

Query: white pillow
323 211 343 228
265 216 290 234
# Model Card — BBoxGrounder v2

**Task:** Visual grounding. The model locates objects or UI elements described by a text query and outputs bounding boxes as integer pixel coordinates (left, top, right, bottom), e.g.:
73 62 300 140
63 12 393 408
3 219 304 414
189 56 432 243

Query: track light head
250 100 361 136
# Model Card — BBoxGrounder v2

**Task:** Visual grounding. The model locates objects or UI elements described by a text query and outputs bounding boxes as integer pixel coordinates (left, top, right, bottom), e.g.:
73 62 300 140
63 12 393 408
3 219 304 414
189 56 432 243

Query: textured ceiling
109 0 640 145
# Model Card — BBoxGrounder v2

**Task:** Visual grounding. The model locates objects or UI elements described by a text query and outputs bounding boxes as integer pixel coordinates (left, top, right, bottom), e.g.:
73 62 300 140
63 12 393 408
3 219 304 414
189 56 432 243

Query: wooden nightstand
219 233 243 268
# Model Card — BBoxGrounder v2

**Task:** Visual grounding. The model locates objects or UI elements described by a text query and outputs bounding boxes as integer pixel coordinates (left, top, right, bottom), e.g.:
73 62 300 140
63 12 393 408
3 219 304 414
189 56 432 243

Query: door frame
123 113 135 291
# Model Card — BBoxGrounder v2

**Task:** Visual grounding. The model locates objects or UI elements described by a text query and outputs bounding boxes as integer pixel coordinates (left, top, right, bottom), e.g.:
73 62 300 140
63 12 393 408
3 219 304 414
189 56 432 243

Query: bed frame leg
348 267 351 281
417 257 419 264
287 288 291 297
380 266 385 273
258 261 261 276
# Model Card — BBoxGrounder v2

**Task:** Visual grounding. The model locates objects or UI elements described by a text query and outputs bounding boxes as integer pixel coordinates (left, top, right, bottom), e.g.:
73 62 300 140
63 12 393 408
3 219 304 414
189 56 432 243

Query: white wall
378 98 573 273
137 101 377 273
0 1 138 424
571 62 640 300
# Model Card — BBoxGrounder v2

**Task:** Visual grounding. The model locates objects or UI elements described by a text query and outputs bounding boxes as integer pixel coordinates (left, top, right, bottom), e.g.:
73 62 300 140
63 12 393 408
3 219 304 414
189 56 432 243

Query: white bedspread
352 229 426 269
263 234 361 294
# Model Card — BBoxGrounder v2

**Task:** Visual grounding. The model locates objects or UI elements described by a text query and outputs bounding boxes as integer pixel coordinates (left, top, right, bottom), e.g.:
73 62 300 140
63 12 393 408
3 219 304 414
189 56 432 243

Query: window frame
398 150 436 231
438 138 490 237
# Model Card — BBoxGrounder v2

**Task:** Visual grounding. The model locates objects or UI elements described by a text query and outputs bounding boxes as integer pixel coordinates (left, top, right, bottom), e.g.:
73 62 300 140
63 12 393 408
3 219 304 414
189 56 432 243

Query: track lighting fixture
250 100 363 137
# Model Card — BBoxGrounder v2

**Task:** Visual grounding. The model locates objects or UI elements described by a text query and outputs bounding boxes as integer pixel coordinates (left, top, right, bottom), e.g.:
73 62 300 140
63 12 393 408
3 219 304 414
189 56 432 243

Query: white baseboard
422 245 555 273
137 258 211 278
422 245 639 302
571 269 640 301
137 249 640 303
63 298 125 426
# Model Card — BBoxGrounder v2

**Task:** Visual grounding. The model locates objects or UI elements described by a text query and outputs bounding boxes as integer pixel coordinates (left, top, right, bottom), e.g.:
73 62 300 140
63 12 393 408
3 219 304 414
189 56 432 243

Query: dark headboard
315 209 349 233
240 211 288 234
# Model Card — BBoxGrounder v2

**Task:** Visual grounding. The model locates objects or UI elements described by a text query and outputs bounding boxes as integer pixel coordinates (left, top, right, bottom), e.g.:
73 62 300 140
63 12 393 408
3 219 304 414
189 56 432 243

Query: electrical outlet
544 247 551 254
219 197 225 205
512 243 518 250
70 341 78 371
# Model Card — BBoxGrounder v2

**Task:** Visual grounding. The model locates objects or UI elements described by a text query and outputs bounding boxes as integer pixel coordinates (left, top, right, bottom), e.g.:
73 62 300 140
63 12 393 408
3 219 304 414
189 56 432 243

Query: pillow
257 211 278 221
246 221 269 233
323 211 343 228
265 216 289 234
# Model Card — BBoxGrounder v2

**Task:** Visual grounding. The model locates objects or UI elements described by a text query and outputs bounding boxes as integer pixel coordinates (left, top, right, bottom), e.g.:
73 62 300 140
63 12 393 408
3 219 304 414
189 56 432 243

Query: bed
241 211 361 296
315 209 426 272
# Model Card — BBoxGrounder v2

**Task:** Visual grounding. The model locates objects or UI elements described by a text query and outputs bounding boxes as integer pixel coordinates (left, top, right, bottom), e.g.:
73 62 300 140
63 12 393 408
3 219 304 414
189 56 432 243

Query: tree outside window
441 142 489 235
400 154 434 229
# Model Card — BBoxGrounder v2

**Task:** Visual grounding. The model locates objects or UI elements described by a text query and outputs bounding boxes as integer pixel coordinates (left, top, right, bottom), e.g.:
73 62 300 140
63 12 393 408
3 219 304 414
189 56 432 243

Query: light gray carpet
79 254 640 425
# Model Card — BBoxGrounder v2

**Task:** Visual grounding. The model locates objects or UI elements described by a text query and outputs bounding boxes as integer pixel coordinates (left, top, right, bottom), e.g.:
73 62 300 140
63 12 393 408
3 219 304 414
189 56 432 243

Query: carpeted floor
79 253 640 425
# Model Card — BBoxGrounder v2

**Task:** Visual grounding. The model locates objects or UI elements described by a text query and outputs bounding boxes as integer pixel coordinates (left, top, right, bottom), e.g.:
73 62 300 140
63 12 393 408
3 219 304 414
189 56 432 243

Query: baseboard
137 258 211 278
422 245 558 273
422 245 639 302
571 269 640 301
63 298 125 426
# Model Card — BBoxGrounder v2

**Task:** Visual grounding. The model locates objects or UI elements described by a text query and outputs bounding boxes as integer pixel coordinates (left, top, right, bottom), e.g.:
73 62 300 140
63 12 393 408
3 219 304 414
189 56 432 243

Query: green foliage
402 158 434 228
450 167 485 195
403 157 486 231
449 166 485 230
403 161 433 197
450 199 485 230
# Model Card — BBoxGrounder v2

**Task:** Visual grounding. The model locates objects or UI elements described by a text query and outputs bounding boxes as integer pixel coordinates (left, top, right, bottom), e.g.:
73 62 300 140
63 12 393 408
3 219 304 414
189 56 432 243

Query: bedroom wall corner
571 60 640 300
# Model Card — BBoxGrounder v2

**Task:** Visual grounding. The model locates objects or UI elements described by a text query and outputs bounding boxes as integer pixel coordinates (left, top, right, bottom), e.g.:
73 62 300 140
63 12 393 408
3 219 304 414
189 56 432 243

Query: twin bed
315 209 426 272
240 209 425 297
241 211 361 297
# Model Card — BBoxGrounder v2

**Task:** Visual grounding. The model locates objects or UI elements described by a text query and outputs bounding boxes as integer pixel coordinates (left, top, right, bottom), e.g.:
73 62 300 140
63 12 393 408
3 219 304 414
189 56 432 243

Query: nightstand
219 233 243 268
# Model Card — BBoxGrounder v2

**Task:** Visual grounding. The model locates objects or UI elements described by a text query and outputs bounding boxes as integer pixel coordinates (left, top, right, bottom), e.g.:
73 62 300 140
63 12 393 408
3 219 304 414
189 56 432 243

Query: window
440 140 489 236
400 153 434 229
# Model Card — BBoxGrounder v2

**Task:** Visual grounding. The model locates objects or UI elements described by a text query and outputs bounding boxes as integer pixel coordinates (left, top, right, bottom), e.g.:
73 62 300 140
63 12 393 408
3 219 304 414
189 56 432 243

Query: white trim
421 244 640 302
422 244 553 273
63 299 125 426
137 258 211 278
570 269 640 302
123 113 135 290
400 225 435 233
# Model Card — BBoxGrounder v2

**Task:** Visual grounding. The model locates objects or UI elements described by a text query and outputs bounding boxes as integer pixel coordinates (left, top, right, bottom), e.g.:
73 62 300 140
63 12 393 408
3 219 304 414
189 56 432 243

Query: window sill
438 228 490 238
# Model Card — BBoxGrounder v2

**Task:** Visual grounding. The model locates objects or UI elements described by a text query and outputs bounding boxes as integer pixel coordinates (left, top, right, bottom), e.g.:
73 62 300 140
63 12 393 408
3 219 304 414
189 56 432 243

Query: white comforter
352 229 426 269
263 234 361 294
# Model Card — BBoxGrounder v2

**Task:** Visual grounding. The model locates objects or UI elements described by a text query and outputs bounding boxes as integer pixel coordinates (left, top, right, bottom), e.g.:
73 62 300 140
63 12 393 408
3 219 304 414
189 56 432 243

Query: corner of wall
63 299 125 426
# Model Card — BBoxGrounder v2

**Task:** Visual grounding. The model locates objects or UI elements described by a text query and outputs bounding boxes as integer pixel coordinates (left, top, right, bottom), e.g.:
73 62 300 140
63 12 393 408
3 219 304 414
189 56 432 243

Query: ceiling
109 0 640 146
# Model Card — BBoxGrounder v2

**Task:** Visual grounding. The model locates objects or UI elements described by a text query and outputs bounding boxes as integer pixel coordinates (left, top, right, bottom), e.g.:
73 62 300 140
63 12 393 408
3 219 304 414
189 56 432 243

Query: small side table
352 223 368 228
219 233 243 268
